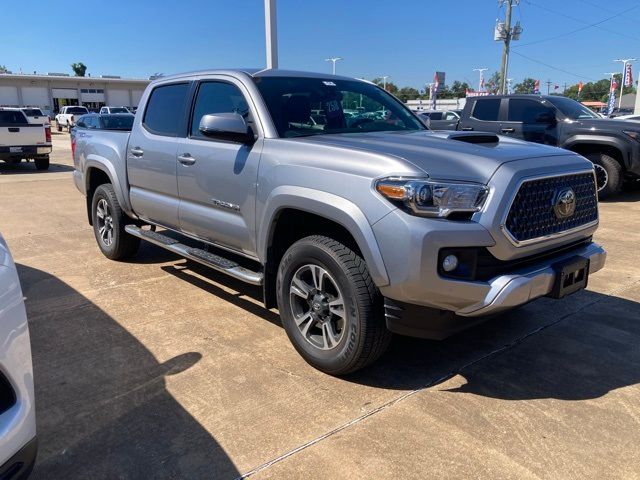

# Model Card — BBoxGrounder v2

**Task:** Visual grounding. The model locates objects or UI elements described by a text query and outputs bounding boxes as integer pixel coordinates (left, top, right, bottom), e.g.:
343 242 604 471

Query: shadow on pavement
602 180 640 203
347 290 640 400
17 264 240 480
0 162 74 175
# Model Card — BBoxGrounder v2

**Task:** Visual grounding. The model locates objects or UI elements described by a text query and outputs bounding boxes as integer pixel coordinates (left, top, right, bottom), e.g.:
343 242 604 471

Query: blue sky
2 0 639 90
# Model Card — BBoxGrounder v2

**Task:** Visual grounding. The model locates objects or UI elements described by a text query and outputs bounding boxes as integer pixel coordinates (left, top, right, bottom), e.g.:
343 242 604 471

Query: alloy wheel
96 198 114 247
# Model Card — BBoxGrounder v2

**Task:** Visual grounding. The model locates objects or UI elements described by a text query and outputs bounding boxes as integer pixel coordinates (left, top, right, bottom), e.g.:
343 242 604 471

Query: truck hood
565 117 639 131
295 130 578 183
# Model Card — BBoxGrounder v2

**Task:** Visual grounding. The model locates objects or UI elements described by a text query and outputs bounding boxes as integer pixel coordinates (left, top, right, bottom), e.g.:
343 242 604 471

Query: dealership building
0 72 151 115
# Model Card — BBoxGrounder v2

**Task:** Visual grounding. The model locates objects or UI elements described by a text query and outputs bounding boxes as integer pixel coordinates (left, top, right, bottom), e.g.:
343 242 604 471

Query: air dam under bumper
456 241 606 317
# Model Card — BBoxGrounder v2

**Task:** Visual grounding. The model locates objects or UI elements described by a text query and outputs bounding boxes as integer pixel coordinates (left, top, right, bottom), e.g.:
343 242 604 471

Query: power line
511 50 596 80
513 4 639 48
523 0 640 42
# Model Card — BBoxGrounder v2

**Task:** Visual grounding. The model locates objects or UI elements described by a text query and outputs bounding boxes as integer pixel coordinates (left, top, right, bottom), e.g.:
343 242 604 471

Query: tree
450 80 471 98
371 77 398 95
485 71 501 94
71 62 87 77
514 78 537 94
0 65 9 74
395 86 420 102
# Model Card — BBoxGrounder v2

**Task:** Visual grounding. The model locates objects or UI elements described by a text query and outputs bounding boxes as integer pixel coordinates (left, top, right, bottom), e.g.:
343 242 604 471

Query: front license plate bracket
549 256 590 299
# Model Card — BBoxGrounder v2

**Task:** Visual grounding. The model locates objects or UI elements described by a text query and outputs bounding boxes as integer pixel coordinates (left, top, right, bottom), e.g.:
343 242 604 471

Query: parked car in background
0 232 37 479
99 106 131 115
19 108 50 126
70 113 135 159
455 94 640 197
0 108 52 170
614 114 640 121
55 106 89 132
416 109 461 130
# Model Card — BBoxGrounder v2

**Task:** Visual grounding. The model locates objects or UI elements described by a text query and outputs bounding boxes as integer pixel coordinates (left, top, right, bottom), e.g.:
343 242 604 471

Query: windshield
109 107 129 114
101 115 134 130
546 96 599 120
0 111 28 125
22 109 43 117
253 76 425 138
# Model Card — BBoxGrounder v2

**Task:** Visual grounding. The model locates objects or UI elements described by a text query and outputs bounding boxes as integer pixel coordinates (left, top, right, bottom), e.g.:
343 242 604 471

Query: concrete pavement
1 132 639 479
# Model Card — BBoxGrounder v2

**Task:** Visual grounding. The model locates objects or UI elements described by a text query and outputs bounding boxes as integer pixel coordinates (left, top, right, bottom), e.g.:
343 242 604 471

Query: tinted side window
508 99 553 123
143 83 189 136
76 116 88 128
472 99 501 121
190 81 249 138
429 112 443 120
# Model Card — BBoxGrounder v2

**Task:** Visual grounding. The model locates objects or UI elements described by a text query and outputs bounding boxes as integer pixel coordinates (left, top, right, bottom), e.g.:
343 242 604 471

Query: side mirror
199 113 254 144
535 112 556 124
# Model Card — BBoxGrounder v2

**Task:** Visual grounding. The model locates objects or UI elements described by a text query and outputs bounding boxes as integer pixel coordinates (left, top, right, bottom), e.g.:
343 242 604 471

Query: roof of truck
150 68 363 84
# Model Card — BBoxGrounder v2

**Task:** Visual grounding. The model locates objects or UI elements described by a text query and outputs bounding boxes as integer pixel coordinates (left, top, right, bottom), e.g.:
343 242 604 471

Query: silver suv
72 69 606 374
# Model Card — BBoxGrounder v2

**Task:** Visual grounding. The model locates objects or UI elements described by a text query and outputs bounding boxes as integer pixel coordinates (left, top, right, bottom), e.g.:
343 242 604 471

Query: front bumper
455 241 605 317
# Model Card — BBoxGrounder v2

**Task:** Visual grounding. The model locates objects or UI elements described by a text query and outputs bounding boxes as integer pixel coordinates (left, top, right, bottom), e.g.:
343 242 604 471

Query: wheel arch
563 137 628 171
258 188 390 309
84 161 129 225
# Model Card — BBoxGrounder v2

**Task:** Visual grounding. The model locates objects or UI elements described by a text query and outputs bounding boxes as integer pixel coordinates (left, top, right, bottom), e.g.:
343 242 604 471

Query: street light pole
473 68 488 91
614 58 636 109
381 75 389 91
265 0 278 69
324 57 343 75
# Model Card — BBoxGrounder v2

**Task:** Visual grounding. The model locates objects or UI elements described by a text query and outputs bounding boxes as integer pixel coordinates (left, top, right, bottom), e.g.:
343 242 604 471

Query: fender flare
258 186 390 287
562 135 630 168
84 158 134 217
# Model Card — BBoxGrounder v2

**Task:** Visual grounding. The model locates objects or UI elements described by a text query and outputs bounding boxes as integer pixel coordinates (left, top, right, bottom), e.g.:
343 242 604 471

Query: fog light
442 254 459 272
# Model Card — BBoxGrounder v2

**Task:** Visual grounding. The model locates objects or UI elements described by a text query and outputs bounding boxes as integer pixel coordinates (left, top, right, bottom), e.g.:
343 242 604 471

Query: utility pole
614 58 636 109
473 68 488 91
496 0 522 95
265 0 278 69
546 79 552 95
324 57 342 75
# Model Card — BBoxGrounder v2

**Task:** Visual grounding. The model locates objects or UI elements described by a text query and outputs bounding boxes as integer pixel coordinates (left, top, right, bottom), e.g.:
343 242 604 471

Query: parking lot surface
1 132 639 479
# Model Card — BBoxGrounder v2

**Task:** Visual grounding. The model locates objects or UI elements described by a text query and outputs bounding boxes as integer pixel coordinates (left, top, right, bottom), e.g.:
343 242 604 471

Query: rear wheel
276 235 391 375
91 184 140 260
56 122 62 132
34 156 49 171
586 152 622 198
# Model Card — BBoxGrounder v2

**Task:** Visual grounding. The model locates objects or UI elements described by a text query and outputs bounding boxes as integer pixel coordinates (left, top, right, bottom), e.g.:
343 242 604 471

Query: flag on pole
625 62 634 87
577 81 584 99
480 71 485 89
607 77 618 116
533 79 540 94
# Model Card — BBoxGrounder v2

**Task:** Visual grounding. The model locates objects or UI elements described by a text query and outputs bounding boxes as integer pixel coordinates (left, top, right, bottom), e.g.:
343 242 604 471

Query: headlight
375 176 488 218
623 130 640 142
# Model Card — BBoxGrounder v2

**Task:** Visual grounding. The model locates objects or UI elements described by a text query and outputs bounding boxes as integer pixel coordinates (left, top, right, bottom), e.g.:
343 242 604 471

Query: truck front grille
504 172 598 244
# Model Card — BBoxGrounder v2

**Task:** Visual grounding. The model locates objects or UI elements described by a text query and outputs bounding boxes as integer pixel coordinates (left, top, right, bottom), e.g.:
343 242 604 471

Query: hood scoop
447 132 500 145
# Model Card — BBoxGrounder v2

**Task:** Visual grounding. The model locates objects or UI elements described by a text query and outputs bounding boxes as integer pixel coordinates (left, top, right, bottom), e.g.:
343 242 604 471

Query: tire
56 122 62 132
276 235 391 375
91 184 140 260
586 152 623 198
34 156 49 171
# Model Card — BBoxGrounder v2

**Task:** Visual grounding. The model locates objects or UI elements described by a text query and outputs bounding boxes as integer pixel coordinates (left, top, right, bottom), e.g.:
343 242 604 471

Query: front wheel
276 235 391 375
91 184 140 260
586 152 622 198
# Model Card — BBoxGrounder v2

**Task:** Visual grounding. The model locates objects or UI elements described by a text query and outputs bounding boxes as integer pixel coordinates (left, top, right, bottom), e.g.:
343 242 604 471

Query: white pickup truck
55 106 89 132
0 108 52 170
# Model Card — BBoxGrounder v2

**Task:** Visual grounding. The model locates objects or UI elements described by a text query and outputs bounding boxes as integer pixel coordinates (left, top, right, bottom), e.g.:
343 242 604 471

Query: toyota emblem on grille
553 187 576 219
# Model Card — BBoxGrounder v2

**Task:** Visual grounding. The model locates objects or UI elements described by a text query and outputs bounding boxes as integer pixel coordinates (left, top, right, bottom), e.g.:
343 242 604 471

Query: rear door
176 77 263 256
501 98 558 145
127 82 191 229
460 98 501 133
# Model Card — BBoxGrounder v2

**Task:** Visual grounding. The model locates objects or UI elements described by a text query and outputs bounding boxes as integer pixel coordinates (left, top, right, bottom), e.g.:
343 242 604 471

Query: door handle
178 153 196 166
130 147 144 157
501 128 515 133
461 127 474 131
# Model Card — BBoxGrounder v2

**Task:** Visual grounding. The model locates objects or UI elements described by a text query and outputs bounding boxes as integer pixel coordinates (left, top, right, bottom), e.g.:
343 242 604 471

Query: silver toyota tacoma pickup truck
73 69 606 374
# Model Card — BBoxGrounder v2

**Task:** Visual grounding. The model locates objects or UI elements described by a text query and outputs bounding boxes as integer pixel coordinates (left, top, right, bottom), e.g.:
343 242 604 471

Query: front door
501 98 558 145
177 79 263 256
127 82 191 230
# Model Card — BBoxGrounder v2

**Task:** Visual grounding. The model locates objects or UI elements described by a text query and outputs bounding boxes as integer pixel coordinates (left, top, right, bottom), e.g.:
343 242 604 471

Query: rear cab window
143 83 190 136
507 99 552 123
471 99 501 121
0 111 28 125
22 109 44 117
68 107 89 115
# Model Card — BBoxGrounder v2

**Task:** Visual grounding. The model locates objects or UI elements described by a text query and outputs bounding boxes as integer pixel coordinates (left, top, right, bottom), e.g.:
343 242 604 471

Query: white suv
0 233 37 478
